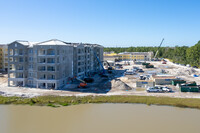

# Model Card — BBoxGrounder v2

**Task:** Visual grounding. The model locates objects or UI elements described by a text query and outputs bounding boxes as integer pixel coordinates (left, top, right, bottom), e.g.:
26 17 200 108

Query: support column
36 82 38 88
23 80 25 86
45 83 48 89
55 83 57 90
8 80 10 86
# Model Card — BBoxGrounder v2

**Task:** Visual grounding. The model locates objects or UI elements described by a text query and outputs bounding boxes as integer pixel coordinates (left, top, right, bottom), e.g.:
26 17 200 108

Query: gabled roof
14 40 37 47
34 39 68 46
8 39 103 48
15 40 30 46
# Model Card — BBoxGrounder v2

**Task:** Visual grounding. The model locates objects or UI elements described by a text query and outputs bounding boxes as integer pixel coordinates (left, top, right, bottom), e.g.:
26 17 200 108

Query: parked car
186 64 191 67
162 86 172 92
124 70 135 75
192 66 198 68
133 66 139 70
139 75 146 80
146 87 163 93
138 69 144 73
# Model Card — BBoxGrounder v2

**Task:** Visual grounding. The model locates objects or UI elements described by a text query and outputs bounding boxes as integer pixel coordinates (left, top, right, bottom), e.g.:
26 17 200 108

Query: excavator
76 52 107 88
76 78 87 88
105 61 114 73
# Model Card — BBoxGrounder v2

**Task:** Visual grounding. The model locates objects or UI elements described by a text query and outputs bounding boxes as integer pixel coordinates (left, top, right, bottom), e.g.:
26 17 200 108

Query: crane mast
154 38 164 60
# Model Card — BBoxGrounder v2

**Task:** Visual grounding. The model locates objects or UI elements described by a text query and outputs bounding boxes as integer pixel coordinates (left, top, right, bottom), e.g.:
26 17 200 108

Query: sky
0 0 200 47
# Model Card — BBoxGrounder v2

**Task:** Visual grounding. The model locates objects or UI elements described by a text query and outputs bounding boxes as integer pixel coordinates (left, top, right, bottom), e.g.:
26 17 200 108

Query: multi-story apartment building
0 46 3 70
118 52 153 61
0 44 9 72
7 39 103 89
103 52 154 61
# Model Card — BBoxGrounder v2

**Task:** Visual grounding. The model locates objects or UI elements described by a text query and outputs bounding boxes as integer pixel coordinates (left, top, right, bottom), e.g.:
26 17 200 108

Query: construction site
0 39 199 98
0 57 199 98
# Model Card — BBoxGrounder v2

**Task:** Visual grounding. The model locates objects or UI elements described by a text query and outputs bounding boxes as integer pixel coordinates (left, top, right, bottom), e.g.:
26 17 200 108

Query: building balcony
47 78 55 80
16 76 24 78
38 62 46 65
47 61 55 64
38 69 46 71
16 69 24 71
9 69 16 72
38 54 46 56
39 77 46 80
47 69 55 71
47 53 55 55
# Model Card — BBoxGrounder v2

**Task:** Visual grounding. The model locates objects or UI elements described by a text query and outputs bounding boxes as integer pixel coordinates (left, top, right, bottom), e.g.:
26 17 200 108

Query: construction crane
94 52 106 74
153 38 164 60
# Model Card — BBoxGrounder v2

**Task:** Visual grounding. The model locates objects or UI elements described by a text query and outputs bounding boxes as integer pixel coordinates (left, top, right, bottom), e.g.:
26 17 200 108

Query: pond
0 104 200 133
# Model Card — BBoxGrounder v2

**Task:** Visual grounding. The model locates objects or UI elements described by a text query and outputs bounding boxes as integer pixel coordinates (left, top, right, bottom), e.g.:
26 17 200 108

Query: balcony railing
38 69 46 71
47 69 55 71
39 77 46 79
47 52 55 55
47 77 55 80
47 61 55 63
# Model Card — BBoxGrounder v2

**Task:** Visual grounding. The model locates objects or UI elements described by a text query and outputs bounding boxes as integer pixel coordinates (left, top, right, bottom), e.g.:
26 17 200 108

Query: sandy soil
0 60 200 98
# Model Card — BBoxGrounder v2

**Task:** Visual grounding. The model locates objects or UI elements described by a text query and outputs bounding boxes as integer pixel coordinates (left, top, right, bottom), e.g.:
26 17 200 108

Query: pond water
0 104 200 133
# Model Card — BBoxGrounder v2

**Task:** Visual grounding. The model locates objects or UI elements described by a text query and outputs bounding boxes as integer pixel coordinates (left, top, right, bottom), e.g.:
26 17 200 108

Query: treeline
104 41 200 67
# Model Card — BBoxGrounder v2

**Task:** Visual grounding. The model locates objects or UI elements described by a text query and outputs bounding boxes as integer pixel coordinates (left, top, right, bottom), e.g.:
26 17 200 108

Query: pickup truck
146 86 172 93
146 87 162 93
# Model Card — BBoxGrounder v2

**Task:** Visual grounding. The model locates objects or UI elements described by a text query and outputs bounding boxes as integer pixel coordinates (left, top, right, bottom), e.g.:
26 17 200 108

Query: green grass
0 95 200 109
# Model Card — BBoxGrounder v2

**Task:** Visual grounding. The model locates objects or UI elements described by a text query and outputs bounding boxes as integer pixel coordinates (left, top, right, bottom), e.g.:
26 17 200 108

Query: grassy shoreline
1 95 200 109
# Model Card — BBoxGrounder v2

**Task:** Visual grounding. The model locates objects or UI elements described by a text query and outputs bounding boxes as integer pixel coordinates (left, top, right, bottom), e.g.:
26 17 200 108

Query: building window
19 57 23 62
29 73 33 77
39 49 45 55
47 66 55 71
29 49 33 54
47 58 55 63
19 49 23 55
47 49 55 55
14 49 18 55
29 57 33 62
57 57 59 63
29 64 33 69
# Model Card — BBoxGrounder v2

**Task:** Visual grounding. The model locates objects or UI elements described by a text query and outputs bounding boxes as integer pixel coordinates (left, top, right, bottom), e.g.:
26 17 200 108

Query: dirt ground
0 60 200 98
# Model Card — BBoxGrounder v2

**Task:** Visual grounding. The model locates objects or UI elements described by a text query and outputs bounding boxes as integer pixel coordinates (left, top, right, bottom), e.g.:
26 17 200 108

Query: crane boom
154 38 164 59
94 52 106 74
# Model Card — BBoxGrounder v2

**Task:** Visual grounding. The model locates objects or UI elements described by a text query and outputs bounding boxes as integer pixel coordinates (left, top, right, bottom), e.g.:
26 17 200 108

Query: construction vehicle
76 78 87 88
153 38 164 61
94 52 106 75
162 60 167 64
94 52 110 78
104 61 114 73
84 77 94 83
161 59 167 64
124 61 130 65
